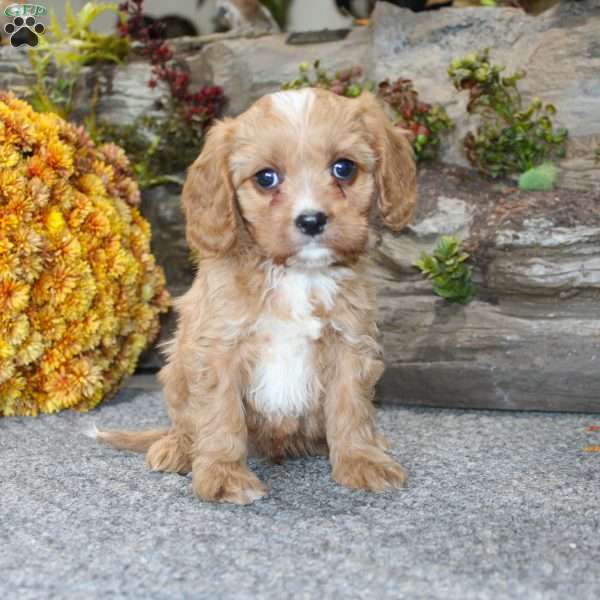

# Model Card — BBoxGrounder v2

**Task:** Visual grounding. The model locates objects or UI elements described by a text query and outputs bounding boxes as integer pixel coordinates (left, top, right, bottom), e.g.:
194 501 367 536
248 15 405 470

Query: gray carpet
2 387 599 600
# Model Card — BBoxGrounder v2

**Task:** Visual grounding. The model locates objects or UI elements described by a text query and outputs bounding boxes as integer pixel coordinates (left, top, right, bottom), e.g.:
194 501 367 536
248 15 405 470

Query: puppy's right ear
358 92 416 232
182 120 238 257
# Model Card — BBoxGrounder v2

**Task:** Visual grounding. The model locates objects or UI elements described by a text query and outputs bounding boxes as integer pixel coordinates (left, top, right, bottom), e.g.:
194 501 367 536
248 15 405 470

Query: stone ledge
371 165 600 412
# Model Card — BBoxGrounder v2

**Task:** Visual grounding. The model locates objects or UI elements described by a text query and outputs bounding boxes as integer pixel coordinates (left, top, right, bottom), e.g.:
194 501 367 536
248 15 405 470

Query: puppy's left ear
181 119 238 257
359 92 417 231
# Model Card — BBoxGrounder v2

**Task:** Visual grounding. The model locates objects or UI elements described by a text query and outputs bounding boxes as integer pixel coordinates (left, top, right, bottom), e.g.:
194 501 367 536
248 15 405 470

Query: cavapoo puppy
96 88 416 504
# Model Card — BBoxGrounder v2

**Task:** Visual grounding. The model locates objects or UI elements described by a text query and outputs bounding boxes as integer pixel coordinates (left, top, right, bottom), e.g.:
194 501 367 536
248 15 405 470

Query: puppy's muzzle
295 211 328 237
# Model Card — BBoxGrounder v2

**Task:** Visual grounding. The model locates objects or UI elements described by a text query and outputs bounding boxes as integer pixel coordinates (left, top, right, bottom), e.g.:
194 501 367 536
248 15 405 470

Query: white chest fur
248 266 341 418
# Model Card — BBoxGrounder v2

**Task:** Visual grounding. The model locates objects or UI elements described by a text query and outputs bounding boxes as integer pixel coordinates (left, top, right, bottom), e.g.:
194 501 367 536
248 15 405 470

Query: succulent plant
448 49 568 178
282 60 375 97
415 236 475 305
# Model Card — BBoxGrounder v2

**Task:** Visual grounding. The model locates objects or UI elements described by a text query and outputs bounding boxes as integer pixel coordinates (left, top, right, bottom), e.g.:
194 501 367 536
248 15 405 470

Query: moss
518 163 557 191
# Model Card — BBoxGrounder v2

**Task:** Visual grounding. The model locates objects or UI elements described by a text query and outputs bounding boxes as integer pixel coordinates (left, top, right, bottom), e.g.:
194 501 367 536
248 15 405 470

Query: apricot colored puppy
97 89 416 504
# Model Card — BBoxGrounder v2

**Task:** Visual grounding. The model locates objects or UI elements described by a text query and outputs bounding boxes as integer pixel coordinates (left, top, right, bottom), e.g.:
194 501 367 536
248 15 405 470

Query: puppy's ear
359 92 416 231
181 120 238 256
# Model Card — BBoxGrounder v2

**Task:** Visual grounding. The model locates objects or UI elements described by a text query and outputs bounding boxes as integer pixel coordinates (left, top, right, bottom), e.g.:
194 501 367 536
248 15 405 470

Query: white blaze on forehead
270 89 322 216
269 89 315 130
231 89 315 176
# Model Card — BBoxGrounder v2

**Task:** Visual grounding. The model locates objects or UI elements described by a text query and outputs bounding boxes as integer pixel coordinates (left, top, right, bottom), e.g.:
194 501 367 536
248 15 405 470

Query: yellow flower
46 208 66 236
0 169 25 203
0 278 30 315
0 360 16 386
0 338 15 360
0 92 170 416
44 139 74 175
0 374 27 416
15 331 44 366
26 154 56 185
78 173 106 198
0 143 20 168
6 313 30 346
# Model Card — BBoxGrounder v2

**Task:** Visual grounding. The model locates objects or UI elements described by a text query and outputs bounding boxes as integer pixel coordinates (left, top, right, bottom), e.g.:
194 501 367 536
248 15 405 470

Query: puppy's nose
295 211 328 237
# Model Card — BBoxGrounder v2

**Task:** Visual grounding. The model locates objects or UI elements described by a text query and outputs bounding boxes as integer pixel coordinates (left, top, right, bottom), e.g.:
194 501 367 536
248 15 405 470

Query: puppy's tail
87 424 168 453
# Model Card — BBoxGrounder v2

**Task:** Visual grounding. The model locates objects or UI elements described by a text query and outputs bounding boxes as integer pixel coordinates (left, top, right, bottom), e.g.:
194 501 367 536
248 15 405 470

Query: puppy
97 88 416 504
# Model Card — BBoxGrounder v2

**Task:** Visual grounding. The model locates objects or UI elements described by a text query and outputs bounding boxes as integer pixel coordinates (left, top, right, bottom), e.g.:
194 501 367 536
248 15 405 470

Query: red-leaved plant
118 0 225 129
96 0 227 186
378 78 454 162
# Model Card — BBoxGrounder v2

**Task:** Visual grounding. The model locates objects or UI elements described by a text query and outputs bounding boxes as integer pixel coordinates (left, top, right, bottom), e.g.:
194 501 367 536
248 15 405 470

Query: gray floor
2 380 599 600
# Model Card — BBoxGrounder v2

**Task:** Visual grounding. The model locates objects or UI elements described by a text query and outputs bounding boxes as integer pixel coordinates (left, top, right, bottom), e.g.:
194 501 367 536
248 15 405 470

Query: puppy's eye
331 159 356 181
255 168 281 190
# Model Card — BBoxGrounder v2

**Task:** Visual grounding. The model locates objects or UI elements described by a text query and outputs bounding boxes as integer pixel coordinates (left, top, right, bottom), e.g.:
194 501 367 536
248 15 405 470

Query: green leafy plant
282 60 453 161
415 236 475 304
282 60 374 97
90 114 202 188
448 49 568 178
25 55 79 117
45 2 129 65
26 2 128 117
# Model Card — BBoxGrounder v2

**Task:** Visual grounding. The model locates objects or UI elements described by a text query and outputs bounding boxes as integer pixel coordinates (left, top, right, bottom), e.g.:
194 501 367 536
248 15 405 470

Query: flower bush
282 61 453 161
448 49 568 178
0 94 169 416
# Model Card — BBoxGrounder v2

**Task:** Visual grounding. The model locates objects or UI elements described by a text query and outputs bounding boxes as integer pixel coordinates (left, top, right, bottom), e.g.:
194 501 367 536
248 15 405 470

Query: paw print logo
4 16 45 47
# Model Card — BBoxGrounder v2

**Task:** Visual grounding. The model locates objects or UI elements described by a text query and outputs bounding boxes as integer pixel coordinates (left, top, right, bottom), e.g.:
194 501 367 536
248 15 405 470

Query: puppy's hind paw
146 433 192 474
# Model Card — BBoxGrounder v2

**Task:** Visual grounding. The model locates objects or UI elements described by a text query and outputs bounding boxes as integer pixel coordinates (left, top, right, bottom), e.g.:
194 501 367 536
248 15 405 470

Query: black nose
295 211 328 237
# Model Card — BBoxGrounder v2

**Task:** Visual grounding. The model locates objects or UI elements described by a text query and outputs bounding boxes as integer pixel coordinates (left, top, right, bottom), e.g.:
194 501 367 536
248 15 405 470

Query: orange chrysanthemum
0 93 170 416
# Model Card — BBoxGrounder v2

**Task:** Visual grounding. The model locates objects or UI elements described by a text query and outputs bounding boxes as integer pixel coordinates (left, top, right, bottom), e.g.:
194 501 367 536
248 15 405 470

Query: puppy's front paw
332 449 407 492
192 462 267 505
